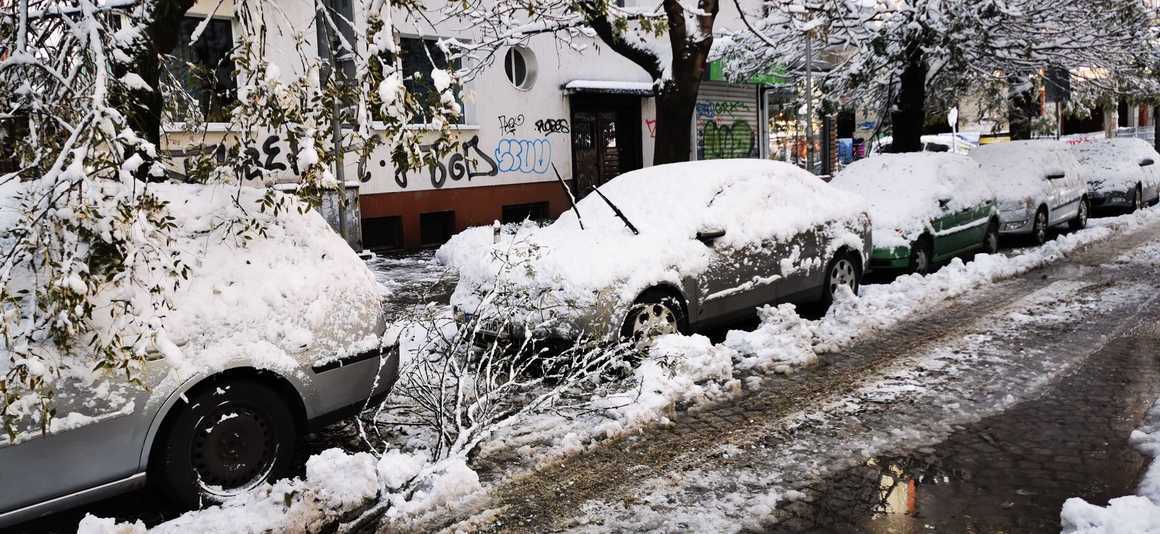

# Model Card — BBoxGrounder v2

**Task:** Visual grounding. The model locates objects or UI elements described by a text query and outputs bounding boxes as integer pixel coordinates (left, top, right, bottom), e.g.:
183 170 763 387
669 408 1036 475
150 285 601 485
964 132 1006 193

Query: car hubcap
192 405 275 493
631 303 678 349
1036 213 1047 242
830 258 857 295
1137 190 1144 210
1080 203 1087 225
914 250 928 274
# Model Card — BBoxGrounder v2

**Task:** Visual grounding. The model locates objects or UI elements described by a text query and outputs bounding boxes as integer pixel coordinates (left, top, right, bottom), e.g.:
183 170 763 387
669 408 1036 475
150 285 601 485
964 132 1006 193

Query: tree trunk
1153 104 1159 153
1007 73 1040 140
652 76 702 165
112 0 196 147
890 44 927 153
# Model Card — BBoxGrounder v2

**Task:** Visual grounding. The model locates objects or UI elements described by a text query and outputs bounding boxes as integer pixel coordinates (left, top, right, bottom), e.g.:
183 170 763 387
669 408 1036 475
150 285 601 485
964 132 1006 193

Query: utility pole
805 29 814 174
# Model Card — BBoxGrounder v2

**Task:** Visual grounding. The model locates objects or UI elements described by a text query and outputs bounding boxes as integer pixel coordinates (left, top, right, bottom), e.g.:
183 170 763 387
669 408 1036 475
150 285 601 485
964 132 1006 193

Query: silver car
1069 137 1160 212
444 159 872 347
0 190 398 527
971 140 1090 244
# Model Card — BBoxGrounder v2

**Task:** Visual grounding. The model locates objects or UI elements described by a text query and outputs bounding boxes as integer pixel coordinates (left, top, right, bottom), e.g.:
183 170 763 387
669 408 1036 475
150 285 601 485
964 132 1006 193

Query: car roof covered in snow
970 140 1083 200
831 153 995 245
1069 138 1160 191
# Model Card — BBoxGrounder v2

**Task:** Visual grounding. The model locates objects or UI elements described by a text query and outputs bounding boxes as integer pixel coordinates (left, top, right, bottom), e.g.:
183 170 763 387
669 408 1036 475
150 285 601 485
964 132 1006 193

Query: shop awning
562 80 655 96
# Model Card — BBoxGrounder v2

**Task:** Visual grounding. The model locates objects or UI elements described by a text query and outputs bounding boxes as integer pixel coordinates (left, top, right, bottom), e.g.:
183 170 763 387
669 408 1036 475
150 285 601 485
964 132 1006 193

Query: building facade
161 0 770 250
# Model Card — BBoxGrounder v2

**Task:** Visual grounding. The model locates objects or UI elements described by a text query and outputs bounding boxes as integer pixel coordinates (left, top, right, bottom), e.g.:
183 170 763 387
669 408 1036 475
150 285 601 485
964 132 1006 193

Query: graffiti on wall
533 118 569 136
696 99 756 160
390 134 499 189
498 114 525 135
701 122 754 160
494 138 552 174
644 119 657 138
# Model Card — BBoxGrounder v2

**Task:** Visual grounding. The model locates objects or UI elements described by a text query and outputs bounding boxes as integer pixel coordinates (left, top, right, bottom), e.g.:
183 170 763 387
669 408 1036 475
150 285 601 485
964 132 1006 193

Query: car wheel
153 379 299 510
1133 185 1144 212
1069 198 1088 231
821 251 861 310
621 290 688 351
982 220 1000 255
1032 208 1049 245
909 237 933 275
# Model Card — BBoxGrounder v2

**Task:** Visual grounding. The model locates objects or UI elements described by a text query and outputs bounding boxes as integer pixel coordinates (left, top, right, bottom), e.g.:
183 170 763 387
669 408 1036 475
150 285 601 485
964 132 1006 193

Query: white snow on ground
1061 399 1160 534
86 208 1160 534
571 276 1151 532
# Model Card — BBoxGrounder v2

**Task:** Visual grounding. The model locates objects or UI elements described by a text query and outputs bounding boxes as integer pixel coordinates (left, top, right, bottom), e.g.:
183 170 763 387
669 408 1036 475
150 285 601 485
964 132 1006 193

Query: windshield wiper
590 186 640 235
551 163 584 230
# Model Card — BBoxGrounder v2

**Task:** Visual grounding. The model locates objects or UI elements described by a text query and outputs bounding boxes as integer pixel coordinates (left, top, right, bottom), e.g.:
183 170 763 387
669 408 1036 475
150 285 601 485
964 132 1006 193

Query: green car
831 153 1001 274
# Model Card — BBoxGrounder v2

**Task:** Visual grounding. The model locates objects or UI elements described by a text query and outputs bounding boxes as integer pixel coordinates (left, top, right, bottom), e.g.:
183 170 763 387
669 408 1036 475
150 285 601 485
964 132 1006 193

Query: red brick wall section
360 181 571 248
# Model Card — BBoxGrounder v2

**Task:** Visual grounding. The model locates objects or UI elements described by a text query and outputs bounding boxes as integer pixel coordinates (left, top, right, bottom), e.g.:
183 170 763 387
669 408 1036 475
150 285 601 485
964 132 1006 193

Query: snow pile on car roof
1070 137 1160 193
970 140 1083 202
150 184 383 377
440 159 867 332
831 153 995 247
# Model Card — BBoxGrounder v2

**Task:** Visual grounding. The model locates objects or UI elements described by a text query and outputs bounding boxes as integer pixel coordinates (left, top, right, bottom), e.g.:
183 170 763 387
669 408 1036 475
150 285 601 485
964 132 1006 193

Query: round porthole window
504 47 536 90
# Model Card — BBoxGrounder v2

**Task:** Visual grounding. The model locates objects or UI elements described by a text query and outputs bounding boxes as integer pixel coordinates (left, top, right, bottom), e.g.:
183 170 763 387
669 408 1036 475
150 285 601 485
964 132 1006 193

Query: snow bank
1070 137 1160 194
1061 399 1160 533
831 152 995 247
82 447 483 533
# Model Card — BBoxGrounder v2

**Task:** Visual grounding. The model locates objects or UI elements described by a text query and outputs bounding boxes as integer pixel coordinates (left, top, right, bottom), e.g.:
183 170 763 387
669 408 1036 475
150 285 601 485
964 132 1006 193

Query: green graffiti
701 120 754 160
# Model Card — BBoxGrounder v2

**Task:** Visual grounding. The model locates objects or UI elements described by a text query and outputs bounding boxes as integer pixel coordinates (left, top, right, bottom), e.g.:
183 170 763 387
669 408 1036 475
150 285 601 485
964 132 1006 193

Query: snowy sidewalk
439 217 1160 533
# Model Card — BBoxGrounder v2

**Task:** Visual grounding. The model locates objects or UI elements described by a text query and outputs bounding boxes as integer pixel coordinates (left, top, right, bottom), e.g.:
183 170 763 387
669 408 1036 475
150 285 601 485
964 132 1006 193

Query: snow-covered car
970 140 1090 245
0 184 396 527
440 160 872 347
831 153 999 274
1069 137 1160 213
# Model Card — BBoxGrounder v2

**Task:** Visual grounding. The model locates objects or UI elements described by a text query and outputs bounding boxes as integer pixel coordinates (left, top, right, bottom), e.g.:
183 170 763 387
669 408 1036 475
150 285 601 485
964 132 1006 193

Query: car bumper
306 345 400 430
869 246 911 270
998 210 1034 235
1090 191 1131 210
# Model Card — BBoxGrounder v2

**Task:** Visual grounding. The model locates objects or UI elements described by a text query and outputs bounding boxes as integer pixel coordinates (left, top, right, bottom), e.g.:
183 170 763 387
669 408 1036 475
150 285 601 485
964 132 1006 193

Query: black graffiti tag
534 118 569 136
392 135 499 189
244 135 297 181
498 114 525 135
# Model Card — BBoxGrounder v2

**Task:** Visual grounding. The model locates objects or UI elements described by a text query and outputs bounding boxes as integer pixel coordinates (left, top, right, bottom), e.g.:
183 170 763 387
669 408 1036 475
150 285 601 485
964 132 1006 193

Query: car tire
152 379 300 511
909 236 933 275
820 250 861 311
620 289 688 350
982 220 1000 255
1069 198 1088 231
1133 184 1144 213
1032 208 1049 245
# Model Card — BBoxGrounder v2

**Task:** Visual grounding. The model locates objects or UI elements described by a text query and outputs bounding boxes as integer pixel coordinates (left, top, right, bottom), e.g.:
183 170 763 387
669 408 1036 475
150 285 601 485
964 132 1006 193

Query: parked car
970 140 1089 245
441 159 872 348
1068 137 1160 213
831 153 999 274
0 184 397 527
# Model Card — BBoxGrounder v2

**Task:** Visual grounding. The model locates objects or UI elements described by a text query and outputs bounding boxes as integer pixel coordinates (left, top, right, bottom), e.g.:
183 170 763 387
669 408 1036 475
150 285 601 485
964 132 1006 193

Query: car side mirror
1045 172 1066 180
696 228 726 243
1141 159 1155 168
938 198 951 209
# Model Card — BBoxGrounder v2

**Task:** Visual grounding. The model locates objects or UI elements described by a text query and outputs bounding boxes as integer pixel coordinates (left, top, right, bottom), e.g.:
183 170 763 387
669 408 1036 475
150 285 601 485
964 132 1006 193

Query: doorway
570 95 643 198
